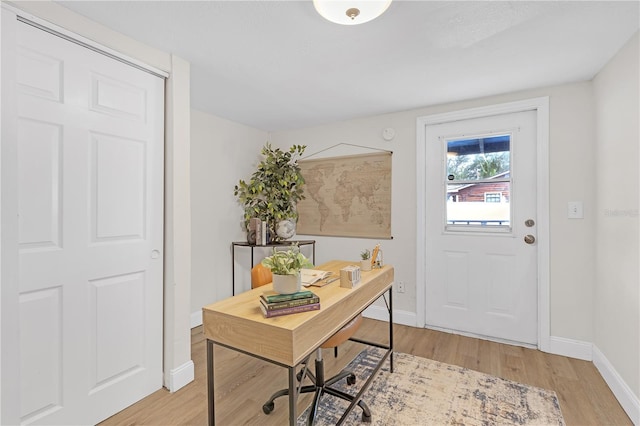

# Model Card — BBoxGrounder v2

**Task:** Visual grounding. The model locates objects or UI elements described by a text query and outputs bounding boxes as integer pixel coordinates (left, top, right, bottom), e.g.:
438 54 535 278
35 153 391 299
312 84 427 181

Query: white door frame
416 97 550 351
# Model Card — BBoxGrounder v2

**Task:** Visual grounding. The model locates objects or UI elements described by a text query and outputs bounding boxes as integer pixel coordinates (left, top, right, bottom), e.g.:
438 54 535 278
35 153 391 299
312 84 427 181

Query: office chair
262 313 371 424
251 263 273 288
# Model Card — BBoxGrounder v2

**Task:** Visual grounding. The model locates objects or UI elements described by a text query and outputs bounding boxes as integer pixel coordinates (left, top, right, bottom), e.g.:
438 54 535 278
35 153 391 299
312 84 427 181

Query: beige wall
190 110 268 317
593 32 640 400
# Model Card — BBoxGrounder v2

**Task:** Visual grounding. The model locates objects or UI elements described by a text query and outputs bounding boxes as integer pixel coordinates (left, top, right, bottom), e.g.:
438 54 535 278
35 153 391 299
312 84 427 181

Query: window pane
447 182 511 226
446 135 510 182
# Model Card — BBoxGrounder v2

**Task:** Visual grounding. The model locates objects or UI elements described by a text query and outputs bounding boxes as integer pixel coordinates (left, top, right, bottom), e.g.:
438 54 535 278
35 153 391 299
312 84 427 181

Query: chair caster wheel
262 402 274 415
362 412 372 423
347 374 356 385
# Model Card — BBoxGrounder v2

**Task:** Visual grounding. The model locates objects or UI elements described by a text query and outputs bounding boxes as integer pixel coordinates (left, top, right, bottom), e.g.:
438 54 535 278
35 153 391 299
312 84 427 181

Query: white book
301 269 333 286
255 220 262 246
261 221 267 245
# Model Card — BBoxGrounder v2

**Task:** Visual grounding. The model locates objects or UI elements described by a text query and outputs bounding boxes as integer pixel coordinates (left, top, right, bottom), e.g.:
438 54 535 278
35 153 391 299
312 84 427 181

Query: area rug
297 347 564 425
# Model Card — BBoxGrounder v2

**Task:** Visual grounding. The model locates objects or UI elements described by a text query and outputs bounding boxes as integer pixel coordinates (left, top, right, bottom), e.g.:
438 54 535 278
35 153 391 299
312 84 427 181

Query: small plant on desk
360 249 372 272
360 249 371 261
262 244 313 294
262 244 313 276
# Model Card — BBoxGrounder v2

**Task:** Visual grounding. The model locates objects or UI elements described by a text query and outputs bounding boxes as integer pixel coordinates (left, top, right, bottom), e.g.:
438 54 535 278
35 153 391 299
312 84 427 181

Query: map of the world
297 152 392 239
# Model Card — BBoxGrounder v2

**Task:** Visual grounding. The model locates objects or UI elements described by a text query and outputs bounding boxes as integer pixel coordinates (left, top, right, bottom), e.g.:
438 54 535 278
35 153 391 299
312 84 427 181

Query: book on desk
259 289 320 318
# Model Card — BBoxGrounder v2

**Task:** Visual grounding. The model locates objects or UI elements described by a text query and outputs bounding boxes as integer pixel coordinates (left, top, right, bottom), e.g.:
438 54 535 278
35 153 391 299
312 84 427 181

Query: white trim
1 8 21 425
363 304 417 327
191 310 203 329
167 360 195 393
416 97 551 350
1 3 169 79
593 345 640 425
546 336 593 361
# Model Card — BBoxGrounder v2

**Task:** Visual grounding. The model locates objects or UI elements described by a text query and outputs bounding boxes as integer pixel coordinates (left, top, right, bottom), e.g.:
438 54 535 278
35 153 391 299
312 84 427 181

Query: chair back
251 263 273 288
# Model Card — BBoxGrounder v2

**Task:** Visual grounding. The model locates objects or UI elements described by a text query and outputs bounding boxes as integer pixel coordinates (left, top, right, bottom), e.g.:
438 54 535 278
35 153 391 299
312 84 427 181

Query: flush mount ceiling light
313 0 392 25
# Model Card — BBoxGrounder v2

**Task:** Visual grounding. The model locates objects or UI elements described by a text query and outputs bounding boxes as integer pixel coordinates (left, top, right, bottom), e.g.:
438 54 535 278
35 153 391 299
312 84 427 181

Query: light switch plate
568 201 584 219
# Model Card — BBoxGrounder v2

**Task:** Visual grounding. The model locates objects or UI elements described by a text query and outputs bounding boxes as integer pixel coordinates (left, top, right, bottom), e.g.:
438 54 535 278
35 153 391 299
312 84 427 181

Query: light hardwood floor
100 319 631 425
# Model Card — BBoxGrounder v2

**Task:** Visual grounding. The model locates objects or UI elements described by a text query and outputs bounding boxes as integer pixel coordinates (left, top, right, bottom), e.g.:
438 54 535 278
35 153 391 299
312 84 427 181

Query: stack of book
259 290 320 318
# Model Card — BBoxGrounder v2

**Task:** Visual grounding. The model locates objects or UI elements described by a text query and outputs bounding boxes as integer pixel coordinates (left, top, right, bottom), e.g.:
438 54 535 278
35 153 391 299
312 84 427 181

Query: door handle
524 235 536 245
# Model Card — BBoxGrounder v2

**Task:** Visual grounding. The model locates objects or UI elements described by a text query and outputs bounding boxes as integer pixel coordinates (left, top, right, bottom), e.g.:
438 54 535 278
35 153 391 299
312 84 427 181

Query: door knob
524 235 536 245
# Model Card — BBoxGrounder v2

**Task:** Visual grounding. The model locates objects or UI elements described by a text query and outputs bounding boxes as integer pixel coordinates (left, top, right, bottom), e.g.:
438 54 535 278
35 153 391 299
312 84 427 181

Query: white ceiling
56 1 639 131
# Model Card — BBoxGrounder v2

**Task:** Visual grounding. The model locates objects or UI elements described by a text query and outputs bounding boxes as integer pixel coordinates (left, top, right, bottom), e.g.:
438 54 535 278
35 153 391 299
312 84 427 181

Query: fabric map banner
297 152 392 239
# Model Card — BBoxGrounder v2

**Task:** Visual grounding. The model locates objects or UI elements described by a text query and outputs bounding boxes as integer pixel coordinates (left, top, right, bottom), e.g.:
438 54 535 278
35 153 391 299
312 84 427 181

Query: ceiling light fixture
313 0 392 25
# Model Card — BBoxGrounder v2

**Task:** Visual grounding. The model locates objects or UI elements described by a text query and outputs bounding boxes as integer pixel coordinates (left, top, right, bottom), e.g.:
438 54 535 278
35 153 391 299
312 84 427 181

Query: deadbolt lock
525 219 535 227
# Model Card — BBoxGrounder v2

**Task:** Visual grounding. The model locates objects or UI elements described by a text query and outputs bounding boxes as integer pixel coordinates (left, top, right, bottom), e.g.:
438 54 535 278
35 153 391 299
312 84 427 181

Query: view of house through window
445 134 511 229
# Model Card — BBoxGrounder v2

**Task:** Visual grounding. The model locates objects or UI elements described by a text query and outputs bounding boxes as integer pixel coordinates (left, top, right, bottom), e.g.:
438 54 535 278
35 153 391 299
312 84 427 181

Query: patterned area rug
297 347 565 425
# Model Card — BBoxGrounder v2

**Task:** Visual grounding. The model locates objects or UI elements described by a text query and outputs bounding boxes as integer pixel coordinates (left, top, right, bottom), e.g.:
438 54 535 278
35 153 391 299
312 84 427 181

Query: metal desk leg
288 366 297 426
207 339 215 425
231 245 235 296
389 286 394 373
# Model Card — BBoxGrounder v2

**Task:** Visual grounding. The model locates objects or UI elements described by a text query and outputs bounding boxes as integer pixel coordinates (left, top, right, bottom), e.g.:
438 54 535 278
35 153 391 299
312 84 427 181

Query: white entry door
424 110 538 345
5 19 164 425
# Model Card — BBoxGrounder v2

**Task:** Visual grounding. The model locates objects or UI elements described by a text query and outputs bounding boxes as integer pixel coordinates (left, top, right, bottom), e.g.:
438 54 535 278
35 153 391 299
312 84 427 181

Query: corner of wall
593 345 640 425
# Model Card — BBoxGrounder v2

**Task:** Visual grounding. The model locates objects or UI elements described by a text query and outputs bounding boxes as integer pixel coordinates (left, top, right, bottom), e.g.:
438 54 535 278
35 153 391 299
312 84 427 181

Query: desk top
202 260 394 367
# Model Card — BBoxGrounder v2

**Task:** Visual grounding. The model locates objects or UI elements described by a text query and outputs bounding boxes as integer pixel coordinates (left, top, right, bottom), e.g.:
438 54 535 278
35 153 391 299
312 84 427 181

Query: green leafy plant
261 245 313 276
360 249 371 260
234 143 306 233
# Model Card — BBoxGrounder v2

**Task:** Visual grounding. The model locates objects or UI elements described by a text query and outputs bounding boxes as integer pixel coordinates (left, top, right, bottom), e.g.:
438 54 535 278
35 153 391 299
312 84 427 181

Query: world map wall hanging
297 152 392 239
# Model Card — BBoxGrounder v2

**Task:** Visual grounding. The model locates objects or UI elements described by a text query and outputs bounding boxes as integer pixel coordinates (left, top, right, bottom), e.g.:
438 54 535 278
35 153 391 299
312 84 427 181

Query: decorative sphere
276 219 296 240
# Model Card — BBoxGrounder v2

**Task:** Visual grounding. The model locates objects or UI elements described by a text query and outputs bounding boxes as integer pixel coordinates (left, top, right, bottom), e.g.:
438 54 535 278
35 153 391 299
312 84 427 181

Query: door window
445 134 511 231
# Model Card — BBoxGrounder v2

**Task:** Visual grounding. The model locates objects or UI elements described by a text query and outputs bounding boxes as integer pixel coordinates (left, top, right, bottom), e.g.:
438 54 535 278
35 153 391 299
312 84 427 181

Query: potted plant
234 143 306 242
262 245 313 294
360 249 372 272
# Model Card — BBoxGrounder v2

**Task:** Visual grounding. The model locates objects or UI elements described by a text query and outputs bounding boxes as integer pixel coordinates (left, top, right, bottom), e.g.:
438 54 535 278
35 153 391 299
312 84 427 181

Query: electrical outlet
568 201 584 219
397 281 405 293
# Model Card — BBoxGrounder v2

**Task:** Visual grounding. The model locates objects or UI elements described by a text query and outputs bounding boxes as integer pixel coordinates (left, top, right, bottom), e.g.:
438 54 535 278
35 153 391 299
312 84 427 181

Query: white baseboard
191 310 203 328
167 360 195 393
363 305 417 327
546 335 593 361
593 345 640 425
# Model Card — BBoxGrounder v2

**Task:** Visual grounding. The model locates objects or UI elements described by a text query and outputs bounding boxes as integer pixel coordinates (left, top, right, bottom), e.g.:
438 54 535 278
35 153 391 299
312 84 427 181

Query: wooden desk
202 260 394 425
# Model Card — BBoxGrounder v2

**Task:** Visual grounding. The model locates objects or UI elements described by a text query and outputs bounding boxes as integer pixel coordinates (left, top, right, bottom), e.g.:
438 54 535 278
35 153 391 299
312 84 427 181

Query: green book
260 289 315 304
260 296 320 311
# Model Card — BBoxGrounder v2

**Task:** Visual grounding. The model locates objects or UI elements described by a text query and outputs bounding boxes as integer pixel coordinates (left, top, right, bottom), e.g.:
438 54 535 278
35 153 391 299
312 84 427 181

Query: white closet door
13 20 164 425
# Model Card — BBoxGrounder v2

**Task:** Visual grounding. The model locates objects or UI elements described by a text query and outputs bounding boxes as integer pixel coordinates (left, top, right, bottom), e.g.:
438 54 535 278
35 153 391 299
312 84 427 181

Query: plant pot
360 259 372 272
272 273 302 294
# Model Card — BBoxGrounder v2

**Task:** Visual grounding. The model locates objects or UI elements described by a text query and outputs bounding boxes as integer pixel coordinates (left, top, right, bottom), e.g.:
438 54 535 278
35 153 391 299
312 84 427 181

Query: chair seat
321 314 363 348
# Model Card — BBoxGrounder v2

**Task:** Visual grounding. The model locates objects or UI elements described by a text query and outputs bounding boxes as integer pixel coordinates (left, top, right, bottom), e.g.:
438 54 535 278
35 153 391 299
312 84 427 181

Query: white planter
360 259 372 272
272 273 302 294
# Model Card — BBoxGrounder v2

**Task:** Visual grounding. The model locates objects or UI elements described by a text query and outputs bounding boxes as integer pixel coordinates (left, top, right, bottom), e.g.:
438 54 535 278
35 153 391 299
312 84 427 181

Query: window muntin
445 135 511 232
484 192 502 203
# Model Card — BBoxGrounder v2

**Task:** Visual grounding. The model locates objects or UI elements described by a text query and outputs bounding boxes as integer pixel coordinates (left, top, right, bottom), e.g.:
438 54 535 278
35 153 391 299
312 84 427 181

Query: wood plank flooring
100 319 631 425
